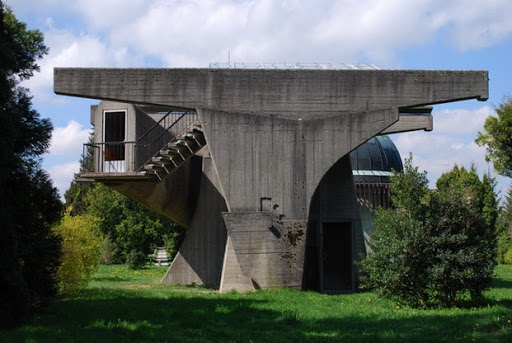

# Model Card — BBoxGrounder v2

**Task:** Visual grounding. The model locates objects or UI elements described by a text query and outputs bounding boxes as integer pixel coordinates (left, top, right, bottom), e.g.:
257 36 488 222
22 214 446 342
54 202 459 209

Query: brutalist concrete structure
54 68 488 293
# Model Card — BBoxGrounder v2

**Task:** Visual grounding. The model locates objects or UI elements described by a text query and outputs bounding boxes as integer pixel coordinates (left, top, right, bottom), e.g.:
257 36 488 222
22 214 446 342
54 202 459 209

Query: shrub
361 158 498 308
127 249 147 270
53 209 101 295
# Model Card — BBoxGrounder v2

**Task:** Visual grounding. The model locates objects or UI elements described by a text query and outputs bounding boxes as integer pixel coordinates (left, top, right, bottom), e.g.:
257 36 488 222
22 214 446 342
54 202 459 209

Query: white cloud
13 0 512 98
431 0 512 51
47 161 81 199
8 0 512 200
392 105 500 190
74 0 148 30
49 120 91 156
433 106 493 135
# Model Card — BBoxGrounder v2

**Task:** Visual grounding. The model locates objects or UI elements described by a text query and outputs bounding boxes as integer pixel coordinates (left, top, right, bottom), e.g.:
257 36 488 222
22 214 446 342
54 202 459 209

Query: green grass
1 265 511 342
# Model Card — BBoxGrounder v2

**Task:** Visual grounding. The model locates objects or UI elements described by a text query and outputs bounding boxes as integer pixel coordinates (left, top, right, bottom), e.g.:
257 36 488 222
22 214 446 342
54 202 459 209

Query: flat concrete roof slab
54 68 488 119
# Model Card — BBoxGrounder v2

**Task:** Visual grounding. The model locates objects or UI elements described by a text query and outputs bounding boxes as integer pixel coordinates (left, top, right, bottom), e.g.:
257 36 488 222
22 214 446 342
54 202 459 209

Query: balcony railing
82 109 199 174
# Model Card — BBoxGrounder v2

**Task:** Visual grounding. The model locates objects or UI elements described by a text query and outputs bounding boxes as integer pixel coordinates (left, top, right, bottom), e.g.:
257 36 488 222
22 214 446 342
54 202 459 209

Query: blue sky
6 0 512 200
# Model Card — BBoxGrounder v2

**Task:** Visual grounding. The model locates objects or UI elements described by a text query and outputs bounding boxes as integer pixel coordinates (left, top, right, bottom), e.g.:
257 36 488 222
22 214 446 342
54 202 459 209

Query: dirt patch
119 284 153 290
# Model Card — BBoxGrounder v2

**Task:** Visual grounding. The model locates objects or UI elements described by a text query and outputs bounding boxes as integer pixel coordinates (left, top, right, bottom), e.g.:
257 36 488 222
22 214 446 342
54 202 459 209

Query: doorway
103 110 126 172
321 222 353 293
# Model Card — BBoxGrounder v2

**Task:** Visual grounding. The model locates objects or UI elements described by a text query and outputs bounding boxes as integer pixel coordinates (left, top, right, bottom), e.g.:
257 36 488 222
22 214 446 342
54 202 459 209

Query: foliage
360 155 430 307
1 265 511 342
476 97 512 178
126 249 148 270
425 166 497 304
82 183 180 264
0 2 61 328
63 131 94 216
496 187 512 264
100 234 117 265
163 229 186 261
53 209 102 295
361 156 498 308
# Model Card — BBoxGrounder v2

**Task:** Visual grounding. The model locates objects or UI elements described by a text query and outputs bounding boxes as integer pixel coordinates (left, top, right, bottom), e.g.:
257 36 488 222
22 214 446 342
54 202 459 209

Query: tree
476 97 512 177
0 2 62 327
426 166 497 304
360 155 431 307
64 131 94 216
361 157 498 308
83 183 183 265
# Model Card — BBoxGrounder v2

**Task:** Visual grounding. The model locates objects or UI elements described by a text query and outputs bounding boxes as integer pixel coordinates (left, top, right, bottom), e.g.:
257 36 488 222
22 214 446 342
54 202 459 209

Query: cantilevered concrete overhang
54 68 488 119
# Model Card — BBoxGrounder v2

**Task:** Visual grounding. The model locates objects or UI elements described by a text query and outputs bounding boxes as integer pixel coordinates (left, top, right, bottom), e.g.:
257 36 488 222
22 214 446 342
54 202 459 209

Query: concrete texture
55 68 488 293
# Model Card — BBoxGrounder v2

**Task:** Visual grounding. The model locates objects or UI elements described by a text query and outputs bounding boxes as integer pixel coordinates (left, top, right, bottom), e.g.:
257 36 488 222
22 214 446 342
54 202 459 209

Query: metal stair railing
82 108 199 174
134 109 199 171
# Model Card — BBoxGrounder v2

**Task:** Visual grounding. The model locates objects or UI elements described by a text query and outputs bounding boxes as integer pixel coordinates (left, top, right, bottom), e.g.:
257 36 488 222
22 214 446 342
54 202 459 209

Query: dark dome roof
350 135 403 183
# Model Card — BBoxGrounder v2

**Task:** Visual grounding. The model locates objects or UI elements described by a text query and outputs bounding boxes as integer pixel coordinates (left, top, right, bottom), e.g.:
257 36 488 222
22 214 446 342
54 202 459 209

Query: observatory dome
350 135 403 183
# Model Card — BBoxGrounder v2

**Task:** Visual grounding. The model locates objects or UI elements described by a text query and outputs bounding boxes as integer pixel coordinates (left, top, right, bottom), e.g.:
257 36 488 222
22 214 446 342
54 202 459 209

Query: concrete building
54 67 488 293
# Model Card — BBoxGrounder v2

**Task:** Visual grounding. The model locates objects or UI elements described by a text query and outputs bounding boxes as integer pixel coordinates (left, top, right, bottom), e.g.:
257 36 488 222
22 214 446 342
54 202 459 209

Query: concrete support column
199 107 399 290
161 155 228 288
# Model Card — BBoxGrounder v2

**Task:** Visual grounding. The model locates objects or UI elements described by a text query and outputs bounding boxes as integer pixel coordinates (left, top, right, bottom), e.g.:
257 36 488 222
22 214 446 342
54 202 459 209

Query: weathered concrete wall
55 69 488 119
219 236 255 292
199 107 399 220
161 155 228 288
222 212 306 289
109 156 202 228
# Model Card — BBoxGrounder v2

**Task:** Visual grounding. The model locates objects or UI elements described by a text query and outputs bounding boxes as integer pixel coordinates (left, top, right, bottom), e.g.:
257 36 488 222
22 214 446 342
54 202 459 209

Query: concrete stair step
152 155 179 167
142 121 206 181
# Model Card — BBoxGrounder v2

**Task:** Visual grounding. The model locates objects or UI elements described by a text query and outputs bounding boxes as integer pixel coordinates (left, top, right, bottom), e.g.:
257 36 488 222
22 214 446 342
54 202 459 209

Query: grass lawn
1 265 511 342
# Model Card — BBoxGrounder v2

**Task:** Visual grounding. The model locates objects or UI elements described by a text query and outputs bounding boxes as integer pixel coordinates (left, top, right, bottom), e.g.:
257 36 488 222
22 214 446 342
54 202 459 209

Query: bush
53 209 101 295
360 158 498 308
127 249 147 270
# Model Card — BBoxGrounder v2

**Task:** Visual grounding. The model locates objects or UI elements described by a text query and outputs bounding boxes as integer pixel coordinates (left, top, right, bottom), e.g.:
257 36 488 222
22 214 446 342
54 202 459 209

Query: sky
6 0 512 201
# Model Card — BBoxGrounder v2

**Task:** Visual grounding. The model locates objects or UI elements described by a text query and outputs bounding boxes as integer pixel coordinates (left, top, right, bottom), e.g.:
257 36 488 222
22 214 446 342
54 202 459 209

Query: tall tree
0 2 62 327
476 97 512 178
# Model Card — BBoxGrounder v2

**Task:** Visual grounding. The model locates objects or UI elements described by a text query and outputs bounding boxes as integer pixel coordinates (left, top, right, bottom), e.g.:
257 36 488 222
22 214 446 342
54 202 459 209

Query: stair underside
78 171 155 182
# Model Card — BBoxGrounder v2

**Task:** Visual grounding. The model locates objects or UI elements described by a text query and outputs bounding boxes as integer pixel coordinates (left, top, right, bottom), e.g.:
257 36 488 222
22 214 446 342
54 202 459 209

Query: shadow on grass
491 275 512 291
5 288 511 343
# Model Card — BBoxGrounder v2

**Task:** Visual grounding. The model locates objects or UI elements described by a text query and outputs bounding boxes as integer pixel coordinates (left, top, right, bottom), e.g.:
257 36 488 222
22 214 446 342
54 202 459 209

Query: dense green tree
476 97 512 178
361 157 498 308
0 2 62 327
360 155 431 307
83 183 184 265
426 166 497 304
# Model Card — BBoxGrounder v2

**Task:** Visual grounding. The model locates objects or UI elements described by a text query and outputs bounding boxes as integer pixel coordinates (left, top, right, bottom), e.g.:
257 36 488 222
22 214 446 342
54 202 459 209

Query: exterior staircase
153 247 169 266
142 121 206 181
